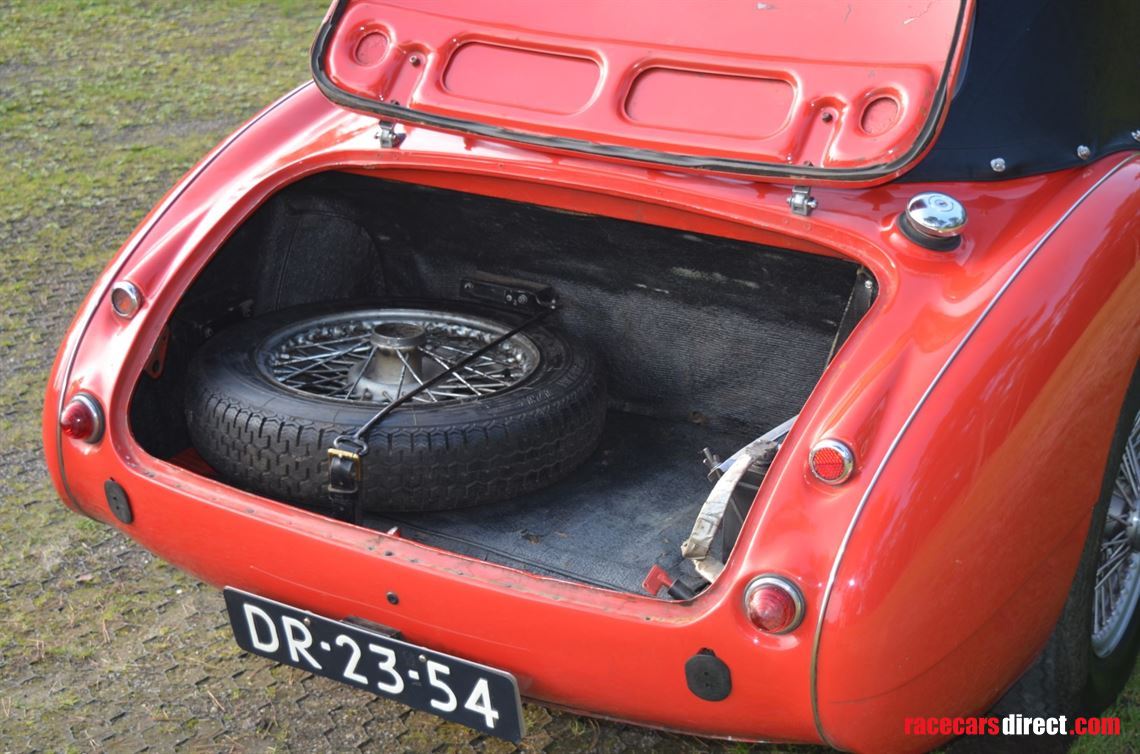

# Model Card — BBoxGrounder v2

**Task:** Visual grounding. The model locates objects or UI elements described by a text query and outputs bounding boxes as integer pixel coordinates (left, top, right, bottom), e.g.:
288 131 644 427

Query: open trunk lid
312 0 973 186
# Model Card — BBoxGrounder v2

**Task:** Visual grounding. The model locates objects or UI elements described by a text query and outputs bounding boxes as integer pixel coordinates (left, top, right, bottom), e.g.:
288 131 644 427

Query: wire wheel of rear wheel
1092 409 1140 658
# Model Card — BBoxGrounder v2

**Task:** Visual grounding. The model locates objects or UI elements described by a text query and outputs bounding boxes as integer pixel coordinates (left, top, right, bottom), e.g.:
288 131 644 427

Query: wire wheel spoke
1093 406 1140 657
260 308 540 406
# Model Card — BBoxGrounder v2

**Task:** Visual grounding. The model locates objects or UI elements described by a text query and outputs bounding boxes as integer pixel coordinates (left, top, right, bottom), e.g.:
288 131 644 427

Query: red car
44 1 1140 751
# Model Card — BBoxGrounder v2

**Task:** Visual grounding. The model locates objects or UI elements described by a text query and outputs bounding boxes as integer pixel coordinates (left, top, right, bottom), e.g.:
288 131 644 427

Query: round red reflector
809 439 854 484
61 394 103 443
110 281 142 319
744 576 804 634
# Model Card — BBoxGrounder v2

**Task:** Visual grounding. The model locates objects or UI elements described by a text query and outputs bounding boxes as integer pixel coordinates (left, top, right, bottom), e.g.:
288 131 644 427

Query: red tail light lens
744 575 805 634
61 394 104 443
809 439 854 484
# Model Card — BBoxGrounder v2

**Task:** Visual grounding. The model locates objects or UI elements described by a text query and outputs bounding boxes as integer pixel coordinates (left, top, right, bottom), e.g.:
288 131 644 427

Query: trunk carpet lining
367 411 757 594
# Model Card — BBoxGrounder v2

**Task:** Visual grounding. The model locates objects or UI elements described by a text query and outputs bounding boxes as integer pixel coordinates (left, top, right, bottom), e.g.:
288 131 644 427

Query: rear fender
816 158 1140 753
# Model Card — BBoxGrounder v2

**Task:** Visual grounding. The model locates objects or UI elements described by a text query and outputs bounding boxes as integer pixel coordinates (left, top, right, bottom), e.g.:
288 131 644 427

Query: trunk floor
367 412 756 594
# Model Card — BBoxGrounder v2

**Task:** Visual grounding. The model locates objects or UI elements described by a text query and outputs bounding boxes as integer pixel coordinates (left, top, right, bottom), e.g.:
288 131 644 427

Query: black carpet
368 411 757 594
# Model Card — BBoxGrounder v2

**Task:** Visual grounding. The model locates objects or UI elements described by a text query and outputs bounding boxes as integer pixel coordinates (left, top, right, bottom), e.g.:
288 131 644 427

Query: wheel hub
347 322 440 401
1128 507 1140 552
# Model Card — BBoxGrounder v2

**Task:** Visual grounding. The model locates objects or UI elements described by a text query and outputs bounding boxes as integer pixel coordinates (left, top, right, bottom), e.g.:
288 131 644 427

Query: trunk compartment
130 172 867 594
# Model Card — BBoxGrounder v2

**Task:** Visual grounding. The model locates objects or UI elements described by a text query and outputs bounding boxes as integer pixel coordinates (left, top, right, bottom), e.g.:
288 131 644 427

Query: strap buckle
328 436 368 501
327 447 362 478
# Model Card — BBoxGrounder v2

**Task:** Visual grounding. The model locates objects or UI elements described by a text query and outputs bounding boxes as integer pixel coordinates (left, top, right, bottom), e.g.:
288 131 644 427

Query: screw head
1131 130 1140 143
1076 145 1092 160
989 157 1007 173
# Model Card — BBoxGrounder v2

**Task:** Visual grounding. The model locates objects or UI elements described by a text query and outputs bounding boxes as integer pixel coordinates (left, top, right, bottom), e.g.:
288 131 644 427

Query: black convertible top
906 0 1140 182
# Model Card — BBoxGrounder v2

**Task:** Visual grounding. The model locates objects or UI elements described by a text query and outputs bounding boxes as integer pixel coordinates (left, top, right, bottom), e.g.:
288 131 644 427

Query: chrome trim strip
809 154 1139 748
54 82 313 510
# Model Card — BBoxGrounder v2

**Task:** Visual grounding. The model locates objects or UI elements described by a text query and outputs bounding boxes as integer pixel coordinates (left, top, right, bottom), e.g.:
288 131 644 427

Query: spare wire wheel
184 300 606 513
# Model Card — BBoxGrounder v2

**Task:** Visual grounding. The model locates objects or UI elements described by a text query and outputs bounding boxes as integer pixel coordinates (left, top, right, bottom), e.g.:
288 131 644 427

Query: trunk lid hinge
375 120 406 149
787 185 817 216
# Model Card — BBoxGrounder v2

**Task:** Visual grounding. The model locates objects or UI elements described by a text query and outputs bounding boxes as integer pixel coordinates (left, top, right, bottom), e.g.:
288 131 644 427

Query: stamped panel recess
443 43 599 115
625 68 793 139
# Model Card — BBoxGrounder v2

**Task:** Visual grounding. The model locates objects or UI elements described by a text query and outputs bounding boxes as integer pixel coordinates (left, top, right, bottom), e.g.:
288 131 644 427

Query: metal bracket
787 185 817 216
343 616 403 639
461 273 557 312
375 120 406 149
143 325 170 379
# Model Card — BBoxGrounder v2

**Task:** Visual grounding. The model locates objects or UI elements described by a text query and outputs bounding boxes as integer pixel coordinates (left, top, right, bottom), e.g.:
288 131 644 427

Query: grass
0 1 1136 752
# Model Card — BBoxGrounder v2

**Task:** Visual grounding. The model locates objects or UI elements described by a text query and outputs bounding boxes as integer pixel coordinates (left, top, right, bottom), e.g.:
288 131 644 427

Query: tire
974 363 1140 752
184 300 607 512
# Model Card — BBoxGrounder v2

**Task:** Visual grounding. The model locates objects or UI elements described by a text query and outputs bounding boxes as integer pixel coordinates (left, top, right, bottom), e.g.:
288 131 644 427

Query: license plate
223 588 525 741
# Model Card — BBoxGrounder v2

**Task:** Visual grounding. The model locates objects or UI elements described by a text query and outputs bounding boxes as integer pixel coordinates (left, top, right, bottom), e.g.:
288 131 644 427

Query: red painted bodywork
42 8 1140 751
